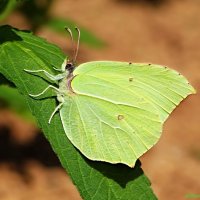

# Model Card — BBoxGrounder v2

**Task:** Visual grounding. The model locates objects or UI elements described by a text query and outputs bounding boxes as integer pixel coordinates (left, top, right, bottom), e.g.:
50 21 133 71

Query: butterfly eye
65 63 74 74
65 63 72 69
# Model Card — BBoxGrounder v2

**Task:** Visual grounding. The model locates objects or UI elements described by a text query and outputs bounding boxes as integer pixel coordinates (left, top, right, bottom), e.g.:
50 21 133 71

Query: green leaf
0 73 14 85
0 25 157 200
46 17 106 48
0 0 17 21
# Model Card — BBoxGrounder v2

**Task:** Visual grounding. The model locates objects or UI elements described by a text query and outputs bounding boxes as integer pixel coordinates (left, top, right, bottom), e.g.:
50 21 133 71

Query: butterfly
25 28 195 167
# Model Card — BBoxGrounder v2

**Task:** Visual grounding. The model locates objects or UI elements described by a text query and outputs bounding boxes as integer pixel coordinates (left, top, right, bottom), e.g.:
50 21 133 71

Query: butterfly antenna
65 27 75 62
74 27 80 63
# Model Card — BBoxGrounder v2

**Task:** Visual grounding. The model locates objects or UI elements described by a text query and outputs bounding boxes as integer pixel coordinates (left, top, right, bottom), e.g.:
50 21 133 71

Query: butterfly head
61 27 80 76
65 60 75 74
61 58 75 75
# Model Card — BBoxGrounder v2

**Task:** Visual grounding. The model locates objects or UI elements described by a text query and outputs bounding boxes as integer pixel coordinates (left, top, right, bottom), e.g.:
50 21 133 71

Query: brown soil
1 0 200 199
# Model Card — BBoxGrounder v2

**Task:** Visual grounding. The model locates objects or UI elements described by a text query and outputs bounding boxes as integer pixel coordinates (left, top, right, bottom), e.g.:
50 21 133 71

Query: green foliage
46 18 105 48
0 0 9 13
0 0 105 48
0 84 35 122
0 0 17 21
0 25 157 200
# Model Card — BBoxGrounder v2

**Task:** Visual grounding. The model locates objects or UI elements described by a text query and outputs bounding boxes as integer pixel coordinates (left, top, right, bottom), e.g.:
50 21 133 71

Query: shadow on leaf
0 25 23 44
83 152 142 188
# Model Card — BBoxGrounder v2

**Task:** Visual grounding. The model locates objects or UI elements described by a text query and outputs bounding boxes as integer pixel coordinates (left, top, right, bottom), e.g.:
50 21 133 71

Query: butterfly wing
60 61 195 167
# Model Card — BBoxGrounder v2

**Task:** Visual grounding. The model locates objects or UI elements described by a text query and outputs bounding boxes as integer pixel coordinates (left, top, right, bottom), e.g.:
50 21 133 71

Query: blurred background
0 0 199 199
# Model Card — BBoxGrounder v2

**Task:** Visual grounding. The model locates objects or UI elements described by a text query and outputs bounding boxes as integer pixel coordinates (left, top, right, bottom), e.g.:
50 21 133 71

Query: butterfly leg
29 85 60 98
53 67 63 72
24 69 65 81
48 101 64 124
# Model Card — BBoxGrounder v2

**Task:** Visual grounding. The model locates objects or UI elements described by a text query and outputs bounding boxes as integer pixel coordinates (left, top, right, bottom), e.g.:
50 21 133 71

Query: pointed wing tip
187 86 196 97
191 87 197 94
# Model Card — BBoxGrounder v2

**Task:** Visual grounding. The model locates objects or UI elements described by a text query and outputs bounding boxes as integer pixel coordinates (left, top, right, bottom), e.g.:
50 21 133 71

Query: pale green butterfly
25 28 195 167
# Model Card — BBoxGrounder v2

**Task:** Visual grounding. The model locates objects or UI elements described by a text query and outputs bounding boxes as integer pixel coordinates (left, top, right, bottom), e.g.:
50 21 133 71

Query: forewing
73 61 195 122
